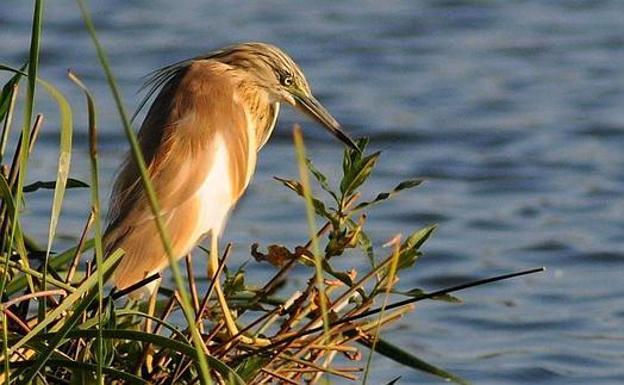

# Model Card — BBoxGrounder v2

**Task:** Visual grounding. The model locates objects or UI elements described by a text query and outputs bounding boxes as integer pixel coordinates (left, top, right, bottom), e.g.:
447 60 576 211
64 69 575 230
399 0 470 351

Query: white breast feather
191 133 234 243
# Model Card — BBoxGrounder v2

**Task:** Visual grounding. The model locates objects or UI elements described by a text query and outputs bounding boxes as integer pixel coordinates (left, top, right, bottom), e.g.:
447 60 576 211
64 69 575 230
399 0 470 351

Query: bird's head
212 42 358 150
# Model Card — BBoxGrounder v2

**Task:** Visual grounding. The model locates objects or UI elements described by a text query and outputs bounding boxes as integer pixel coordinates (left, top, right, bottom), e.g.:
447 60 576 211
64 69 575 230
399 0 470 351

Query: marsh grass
0 2 544 384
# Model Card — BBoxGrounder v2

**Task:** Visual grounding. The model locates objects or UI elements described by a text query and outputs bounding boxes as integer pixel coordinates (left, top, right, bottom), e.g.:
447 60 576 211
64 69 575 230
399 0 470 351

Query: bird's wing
105 60 253 290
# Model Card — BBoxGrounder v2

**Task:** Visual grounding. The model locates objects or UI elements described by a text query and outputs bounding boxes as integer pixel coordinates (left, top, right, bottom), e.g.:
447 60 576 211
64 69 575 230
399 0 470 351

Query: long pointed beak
293 93 358 151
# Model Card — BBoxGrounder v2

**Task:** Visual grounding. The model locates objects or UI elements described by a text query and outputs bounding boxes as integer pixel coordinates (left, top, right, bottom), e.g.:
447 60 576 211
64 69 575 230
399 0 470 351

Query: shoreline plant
0 2 542 384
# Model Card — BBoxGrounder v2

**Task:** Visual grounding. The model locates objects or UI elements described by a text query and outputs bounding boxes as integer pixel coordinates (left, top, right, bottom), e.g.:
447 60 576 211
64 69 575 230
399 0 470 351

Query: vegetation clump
0 1 541 384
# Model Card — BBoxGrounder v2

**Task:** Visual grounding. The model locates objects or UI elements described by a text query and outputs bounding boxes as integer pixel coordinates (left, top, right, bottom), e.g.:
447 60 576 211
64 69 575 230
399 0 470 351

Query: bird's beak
292 93 358 151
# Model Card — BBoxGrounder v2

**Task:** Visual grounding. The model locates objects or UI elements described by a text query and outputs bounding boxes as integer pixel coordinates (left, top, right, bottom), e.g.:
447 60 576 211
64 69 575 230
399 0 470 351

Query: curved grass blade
0 68 23 162
0 65 78 298
16 249 124 385
10 358 148 384
75 2 213 383
2 9 44 364
32 329 246 385
36 78 73 323
352 179 423 212
293 126 330 338
68 69 106 384
0 173 33 295
362 236 401 385
4 238 93 296
0 254 75 293
364 337 471 385
10 249 124 355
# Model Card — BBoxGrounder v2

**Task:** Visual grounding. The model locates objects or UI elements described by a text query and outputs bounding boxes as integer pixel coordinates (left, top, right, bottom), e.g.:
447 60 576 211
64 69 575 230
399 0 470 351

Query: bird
104 42 357 336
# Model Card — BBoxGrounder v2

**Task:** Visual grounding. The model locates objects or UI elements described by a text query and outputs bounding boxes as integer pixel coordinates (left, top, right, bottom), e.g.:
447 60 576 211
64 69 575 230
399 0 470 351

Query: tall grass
0 2 544 384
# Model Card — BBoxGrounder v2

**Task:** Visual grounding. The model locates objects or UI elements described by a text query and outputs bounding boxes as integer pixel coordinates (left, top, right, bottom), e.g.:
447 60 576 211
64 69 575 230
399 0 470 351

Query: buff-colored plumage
104 42 356 298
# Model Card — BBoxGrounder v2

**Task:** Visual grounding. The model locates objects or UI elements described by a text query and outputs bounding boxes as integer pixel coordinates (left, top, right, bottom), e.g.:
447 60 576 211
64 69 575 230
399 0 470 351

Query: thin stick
1 289 65 308
363 235 401 385
110 273 161 300
245 254 396 384
185 253 200 315
0 83 19 162
255 222 331 300
347 266 546 326
195 243 231 325
253 266 545 355
7 114 43 188
259 368 300 385
154 294 177 335
278 353 358 381
213 304 283 357
65 211 94 284
3 309 30 333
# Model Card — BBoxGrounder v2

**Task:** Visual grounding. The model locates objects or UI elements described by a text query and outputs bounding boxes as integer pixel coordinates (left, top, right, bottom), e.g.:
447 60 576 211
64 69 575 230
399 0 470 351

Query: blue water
2 1 624 384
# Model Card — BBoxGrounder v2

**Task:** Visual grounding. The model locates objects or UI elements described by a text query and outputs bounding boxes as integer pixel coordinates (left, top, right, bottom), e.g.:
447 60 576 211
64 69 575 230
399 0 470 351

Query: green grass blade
15 249 124 384
68 70 105 384
364 337 471 385
362 237 401 385
293 126 330 338
0 171 34 296
4 238 93 296
83 309 189 342
33 329 246 384
0 69 22 162
1 311 9 385
10 358 149 384
75 2 213 383
7 0 44 306
37 78 73 322
0 254 75 293
10 249 124 354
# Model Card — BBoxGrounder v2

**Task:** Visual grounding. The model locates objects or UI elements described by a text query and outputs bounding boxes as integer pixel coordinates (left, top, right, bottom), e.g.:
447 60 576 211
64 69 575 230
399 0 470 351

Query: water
2 1 624 383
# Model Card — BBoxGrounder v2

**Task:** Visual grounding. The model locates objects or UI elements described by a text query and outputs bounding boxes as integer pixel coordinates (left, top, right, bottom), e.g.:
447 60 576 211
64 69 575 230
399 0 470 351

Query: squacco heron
104 42 356 336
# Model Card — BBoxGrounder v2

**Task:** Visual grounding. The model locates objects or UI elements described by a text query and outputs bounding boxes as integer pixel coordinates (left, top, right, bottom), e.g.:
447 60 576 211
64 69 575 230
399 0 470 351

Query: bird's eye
281 74 294 87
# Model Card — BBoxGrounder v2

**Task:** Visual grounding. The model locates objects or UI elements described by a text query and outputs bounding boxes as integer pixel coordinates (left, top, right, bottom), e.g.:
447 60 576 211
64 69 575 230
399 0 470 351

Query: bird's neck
237 83 279 152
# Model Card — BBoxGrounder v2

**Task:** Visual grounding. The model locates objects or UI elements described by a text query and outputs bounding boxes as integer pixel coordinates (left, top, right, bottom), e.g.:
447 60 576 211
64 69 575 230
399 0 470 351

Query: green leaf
353 179 423 212
398 288 462 304
392 225 437 272
23 178 89 193
346 218 375 265
305 158 338 203
341 138 367 187
236 355 269 382
321 260 354 287
403 224 437 251
0 68 22 123
340 151 380 196
274 176 333 219
364 337 471 385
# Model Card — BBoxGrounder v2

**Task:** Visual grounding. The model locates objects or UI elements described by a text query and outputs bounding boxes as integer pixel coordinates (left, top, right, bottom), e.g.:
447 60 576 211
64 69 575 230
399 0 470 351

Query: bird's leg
209 233 271 347
209 232 239 337
143 280 160 373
